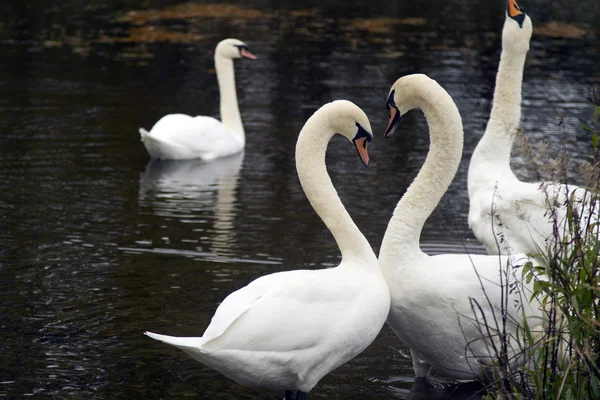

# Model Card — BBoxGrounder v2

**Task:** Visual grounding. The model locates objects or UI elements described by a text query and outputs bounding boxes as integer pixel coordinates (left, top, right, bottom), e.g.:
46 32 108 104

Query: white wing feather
140 114 243 160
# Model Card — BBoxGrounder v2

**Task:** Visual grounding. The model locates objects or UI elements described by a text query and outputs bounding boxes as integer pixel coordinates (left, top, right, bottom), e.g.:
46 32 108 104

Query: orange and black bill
384 90 401 138
507 0 525 27
237 45 257 60
353 123 371 167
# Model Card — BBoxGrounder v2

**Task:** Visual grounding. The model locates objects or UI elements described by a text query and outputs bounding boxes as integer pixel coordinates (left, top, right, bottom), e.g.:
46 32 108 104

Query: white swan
468 0 598 256
139 38 256 161
145 100 391 399
380 74 543 380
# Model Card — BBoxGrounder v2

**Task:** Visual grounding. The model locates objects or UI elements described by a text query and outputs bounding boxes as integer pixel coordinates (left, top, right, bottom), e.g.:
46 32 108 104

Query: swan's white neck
295 114 377 267
468 28 528 192
215 55 245 145
379 82 464 263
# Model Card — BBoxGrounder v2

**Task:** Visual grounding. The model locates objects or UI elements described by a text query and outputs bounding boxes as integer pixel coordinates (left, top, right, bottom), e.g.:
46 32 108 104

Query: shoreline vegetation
482 96 600 399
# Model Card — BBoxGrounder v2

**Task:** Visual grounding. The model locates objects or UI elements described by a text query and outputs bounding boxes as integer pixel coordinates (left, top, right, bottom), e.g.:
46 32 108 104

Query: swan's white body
140 38 255 161
468 5 598 256
380 74 543 380
145 100 390 394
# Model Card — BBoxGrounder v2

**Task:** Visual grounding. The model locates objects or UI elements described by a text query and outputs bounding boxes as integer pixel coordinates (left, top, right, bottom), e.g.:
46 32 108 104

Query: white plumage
468 0 598 257
145 100 390 397
380 74 544 380
140 38 256 161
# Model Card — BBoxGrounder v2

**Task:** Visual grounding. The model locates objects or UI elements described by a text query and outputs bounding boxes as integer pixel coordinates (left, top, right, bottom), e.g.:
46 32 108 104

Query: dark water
1 0 599 398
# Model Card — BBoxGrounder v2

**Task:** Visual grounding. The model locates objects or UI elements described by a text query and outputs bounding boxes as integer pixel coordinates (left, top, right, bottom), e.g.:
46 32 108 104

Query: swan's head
215 38 257 60
323 100 373 167
503 0 532 52
384 74 432 138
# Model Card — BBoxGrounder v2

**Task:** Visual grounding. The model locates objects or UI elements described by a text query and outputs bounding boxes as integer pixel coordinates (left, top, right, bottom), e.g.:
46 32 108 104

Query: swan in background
145 100 391 399
468 0 598 256
379 74 543 380
140 38 256 161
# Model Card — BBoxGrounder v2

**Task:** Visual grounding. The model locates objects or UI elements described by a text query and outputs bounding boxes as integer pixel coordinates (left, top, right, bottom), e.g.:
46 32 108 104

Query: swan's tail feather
139 127 149 140
144 331 204 350
139 133 188 159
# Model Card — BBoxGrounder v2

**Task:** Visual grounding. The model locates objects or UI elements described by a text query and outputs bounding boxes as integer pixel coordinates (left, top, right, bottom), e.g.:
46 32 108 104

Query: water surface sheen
1 0 598 398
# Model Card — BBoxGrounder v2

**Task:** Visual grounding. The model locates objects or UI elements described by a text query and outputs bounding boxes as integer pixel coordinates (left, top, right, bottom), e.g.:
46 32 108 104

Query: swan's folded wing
201 270 371 353
498 181 595 214
431 254 545 358
497 181 598 239
186 116 238 151
148 115 227 147
200 272 284 343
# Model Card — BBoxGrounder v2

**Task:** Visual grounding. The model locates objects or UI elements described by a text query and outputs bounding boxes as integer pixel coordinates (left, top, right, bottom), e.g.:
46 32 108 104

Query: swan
468 0 598 257
380 74 544 380
145 100 391 399
139 38 256 161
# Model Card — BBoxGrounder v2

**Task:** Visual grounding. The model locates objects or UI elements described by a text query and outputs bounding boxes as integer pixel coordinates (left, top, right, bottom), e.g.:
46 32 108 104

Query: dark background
1 0 598 398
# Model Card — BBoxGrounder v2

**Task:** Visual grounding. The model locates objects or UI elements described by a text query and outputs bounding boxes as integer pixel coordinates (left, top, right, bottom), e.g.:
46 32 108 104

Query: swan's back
469 176 599 255
150 266 388 391
387 252 542 379
141 114 243 160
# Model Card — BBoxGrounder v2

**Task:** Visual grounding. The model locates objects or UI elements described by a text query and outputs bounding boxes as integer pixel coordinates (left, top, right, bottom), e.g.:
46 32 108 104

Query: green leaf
595 106 600 122
533 280 541 296
592 132 599 149
580 265 588 281
582 289 591 308
581 123 595 132
522 262 531 277
571 295 579 312
591 372 600 399
526 272 533 284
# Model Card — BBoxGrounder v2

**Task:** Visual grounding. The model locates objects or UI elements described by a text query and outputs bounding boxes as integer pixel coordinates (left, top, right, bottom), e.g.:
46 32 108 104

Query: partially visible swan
468 0 598 256
139 38 256 161
380 74 543 380
145 100 390 399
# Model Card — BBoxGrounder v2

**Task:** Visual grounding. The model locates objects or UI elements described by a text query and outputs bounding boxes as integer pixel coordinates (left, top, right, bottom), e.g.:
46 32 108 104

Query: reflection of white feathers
139 152 243 253
380 74 543 381
145 101 390 395
139 152 244 198
467 11 599 257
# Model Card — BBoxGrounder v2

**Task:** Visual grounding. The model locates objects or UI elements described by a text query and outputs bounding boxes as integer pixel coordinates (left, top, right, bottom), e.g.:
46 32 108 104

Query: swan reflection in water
406 378 485 400
381 375 485 399
138 151 244 256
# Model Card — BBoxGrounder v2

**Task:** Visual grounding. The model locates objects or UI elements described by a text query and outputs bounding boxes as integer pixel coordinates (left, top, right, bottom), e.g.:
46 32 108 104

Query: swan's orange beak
385 106 401 138
240 48 257 60
508 0 523 19
353 137 370 167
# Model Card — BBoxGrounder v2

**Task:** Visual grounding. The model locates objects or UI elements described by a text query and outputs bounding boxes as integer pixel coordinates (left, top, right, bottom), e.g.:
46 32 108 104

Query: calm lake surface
1 0 599 398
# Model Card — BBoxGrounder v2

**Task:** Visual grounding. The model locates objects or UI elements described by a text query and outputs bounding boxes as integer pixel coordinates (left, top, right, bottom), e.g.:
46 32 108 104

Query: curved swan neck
469 24 528 185
380 82 463 260
215 54 245 144
295 114 376 267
